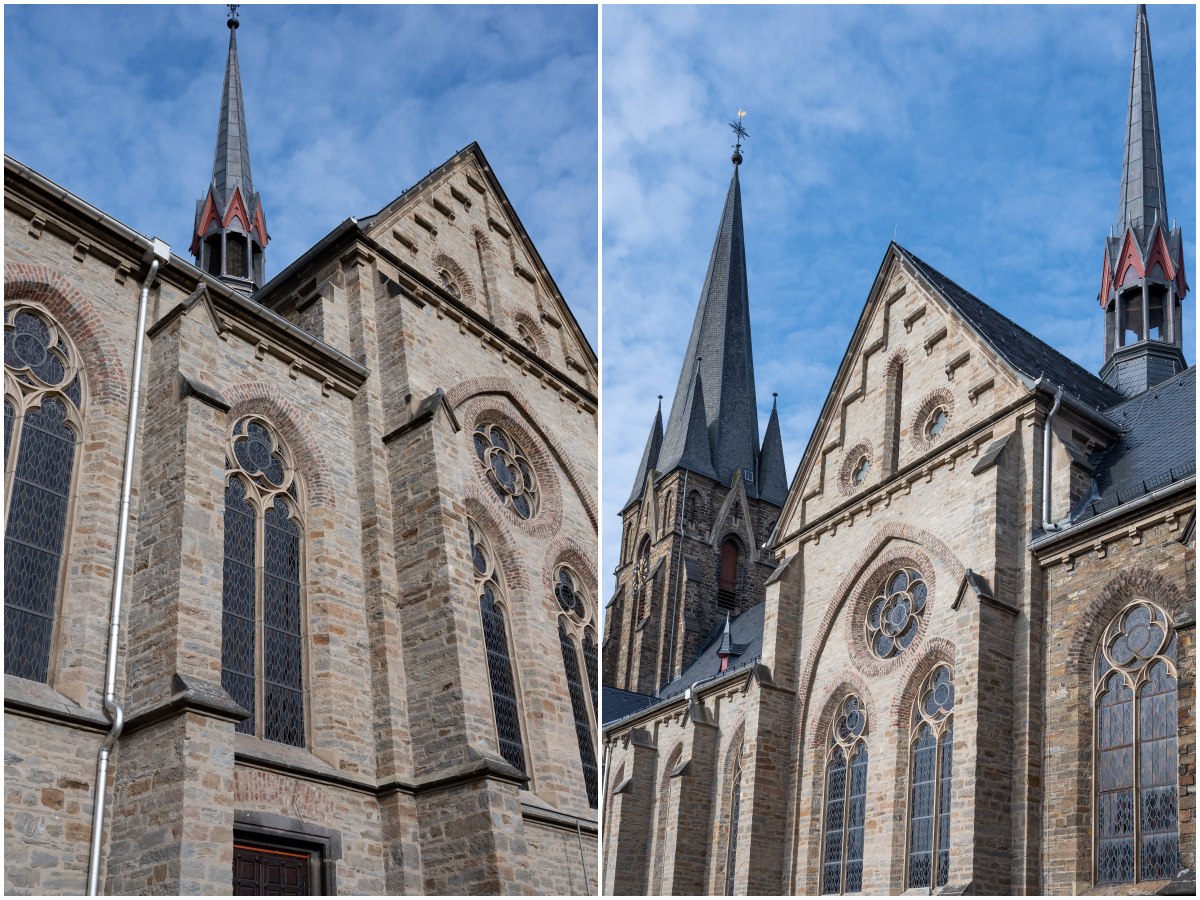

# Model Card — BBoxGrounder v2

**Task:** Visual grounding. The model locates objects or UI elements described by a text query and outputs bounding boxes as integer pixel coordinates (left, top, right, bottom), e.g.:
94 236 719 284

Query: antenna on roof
730 110 748 166
227 4 239 29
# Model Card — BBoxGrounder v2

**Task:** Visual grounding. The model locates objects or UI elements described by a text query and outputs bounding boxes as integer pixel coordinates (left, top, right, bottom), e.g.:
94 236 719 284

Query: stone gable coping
178 373 231 413
1063 566 1191 678
447 375 597 528
222 382 338 509
4 264 128 406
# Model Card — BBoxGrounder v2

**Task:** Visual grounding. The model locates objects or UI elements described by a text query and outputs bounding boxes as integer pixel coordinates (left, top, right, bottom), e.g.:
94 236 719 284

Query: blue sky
602 4 1196 600
4 4 598 346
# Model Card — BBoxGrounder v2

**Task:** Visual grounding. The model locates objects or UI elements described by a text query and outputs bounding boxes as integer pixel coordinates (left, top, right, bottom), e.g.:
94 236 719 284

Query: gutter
86 239 172 896
602 657 760 735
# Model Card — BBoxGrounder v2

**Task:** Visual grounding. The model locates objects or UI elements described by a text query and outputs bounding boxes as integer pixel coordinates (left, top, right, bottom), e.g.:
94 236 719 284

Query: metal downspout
86 239 171 896
1041 386 1065 533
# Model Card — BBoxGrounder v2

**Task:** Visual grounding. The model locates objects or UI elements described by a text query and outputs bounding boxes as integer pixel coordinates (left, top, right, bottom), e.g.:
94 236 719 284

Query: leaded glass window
555 564 599 808
3 307 85 684
1094 601 1179 885
469 518 526 774
725 764 742 896
865 566 927 659
907 665 954 890
221 416 306 748
472 422 539 519
821 695 868 894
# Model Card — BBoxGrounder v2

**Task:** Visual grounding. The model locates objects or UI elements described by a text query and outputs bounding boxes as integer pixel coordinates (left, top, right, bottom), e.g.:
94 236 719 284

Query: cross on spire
730 109 748 165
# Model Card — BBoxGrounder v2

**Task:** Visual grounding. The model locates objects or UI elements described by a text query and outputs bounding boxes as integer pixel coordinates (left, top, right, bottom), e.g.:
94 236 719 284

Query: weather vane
227 4 240 28
730 109 748 165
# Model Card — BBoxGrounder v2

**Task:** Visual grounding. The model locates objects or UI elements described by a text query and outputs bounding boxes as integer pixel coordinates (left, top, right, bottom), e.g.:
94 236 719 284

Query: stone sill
4 674 108 732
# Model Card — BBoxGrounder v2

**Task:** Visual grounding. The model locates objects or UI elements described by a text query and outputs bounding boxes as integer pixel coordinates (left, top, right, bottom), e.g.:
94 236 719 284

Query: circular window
517 323 538 354
865 566 927 659
838 441 874 495
852 456 870 484
438 269 462 300
473 422 539 519
925 407 949 440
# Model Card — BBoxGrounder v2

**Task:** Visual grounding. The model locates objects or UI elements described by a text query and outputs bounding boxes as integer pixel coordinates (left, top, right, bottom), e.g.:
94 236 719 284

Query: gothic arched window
469 518 527 774
822 695 869 894
633 536 652 621
4 306 85 684
907 665 954 890
1094 601 1179 885
725 760 743 896
221 416 306 747
555 564 598 807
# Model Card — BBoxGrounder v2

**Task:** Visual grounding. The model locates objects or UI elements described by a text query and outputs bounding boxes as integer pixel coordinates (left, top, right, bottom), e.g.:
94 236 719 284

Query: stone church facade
4 13 598 896
602 6 1194 896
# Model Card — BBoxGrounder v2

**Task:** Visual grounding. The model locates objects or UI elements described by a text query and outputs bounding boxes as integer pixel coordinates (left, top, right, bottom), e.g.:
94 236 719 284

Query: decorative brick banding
5 264 128 406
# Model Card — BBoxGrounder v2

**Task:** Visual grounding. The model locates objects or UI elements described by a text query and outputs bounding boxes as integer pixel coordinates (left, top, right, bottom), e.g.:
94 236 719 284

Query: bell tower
1098 4 1188 397
190 5 269 293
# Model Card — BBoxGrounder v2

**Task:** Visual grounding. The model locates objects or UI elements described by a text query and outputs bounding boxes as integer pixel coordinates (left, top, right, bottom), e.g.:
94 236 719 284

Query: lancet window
907 665 954 890
221 416 306 747
469 518 527 774
3 306 85 684
821 695 869 894
555 564 598 807
725 762 743 896
1094 601 1179 885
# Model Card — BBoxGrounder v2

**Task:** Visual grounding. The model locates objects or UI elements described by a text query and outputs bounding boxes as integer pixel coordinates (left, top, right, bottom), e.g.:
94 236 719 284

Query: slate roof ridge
892 243 1123 411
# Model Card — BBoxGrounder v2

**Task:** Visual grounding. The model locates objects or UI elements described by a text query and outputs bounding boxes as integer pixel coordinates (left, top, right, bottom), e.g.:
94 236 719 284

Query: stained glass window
469 519 526 774
221 416 306 748
907 665 953 890
555 564 599 808
1094 602 1178 885
725 766 742 896
4 307 84 684
865 566 927 659
821 695 868 894
472 423 539 519
559 621 597 807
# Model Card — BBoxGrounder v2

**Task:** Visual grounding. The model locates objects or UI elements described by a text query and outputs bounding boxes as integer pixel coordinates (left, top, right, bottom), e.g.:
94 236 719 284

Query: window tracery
473 422 539 520
1094 601 1179 885
907 665 954 890
3 306 85 683
222 416 306 747
633 536 652 620
469 518 526 774
725 762 743 896
555 564 598 807
865 566 927 659
821 695 869 895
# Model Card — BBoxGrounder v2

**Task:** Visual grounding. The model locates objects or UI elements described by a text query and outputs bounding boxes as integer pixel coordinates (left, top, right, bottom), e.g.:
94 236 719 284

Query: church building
602 5 1194 896
5 10 597 895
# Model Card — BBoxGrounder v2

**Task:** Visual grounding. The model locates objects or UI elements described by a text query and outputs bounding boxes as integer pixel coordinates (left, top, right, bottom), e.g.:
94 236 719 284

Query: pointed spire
676 370 719 481
1117 4 1168 236
191 6 269 291
758 393 788 506
624 397 665 510
658 159 759 491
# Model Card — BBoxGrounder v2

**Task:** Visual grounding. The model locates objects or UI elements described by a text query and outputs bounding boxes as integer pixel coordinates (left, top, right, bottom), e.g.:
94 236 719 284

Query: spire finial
658 394 664 412
730 110 748 166
227 4 239 29
772 391 778 410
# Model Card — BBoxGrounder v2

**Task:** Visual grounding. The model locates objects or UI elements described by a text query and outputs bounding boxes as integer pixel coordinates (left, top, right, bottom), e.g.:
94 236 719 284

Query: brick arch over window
222 383 337 510
511 310 550 358
785 523 965 892
541 537 597 618
446 376 597 529
431 250 477 309
884 346 909 377
5 263 128 406
462 496 531 595
472 226 500 312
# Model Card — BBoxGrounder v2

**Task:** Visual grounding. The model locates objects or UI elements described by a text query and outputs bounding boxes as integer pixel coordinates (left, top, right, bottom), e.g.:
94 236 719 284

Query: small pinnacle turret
191 5 269 293
1098 4 1187 397
625 397 664 509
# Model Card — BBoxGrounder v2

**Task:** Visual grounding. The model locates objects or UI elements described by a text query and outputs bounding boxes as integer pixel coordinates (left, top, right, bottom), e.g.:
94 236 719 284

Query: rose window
438 269 462 300
473 423 539 519
865 566 927 659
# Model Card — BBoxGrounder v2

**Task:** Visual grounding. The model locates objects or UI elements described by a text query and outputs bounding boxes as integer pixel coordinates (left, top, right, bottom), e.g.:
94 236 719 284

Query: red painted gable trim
1143 225 1177 282
1113 228 1146 290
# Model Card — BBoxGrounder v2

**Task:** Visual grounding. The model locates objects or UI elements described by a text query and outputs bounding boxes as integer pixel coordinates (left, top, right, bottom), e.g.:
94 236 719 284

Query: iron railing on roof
1082 459 1196 518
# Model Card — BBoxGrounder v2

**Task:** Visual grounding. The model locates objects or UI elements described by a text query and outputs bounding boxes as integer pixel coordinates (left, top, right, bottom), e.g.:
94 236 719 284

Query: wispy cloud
4 4 598 345
602 4 1195 600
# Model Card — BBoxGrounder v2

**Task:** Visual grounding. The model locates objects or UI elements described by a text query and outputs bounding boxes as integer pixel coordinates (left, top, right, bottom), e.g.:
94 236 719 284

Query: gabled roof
658 165 760 491
1072 366 1196 523
657 601 764 700
895 244 1123 411
601 685 657 725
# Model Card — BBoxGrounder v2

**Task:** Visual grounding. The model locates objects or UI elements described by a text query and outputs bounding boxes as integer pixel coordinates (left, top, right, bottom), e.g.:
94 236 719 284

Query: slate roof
1119 5 1169 235
758 399 788 507
602 686 657 725
624 403 663 510
658 165 761 492
210 21 258 220
894 244 1124 411
658 601 765 700
1072 366 1196 523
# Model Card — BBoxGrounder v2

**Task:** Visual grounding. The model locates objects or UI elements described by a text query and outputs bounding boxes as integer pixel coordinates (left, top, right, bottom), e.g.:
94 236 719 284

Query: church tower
1098 4 1188 397
604 125 788 695
190 6 269 293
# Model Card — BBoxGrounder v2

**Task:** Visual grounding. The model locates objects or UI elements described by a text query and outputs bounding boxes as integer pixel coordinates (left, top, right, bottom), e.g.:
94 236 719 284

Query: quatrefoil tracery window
907 665 954 890
473 422 539 520
865 566 927 659
1094 601 1179 885
469 518 527 775
821 695 869 895
555 564 598 807
221 416 306 748
3 306 85 684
